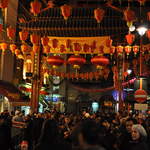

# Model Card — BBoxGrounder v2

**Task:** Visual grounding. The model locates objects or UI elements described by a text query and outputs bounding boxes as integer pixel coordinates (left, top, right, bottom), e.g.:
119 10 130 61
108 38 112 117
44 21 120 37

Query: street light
136 25 147 89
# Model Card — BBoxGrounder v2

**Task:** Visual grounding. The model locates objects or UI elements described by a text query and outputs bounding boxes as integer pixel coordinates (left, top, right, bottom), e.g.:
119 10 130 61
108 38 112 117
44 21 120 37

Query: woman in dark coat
34 119 71 150
127 124 149 150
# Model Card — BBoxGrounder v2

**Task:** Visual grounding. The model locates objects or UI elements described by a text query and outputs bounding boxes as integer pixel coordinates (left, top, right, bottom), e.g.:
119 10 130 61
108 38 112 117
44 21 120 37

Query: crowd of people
0 109 150 150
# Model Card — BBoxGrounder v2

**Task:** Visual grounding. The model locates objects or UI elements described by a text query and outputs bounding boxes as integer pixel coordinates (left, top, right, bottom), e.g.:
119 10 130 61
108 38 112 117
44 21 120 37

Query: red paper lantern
133 45 139 55
47 55 64 69
41 36 49 46
30 0 42 16
147 12 150 21
19 30 28 42
30 34 40 45
0 0 9 9
125 46 131 55
125 33 135 45
68 55 86 69
7 27 15 39
116 45 123 55
134 89 147 103
94 8 105 23
1 42 7 53
146 29 150 40
10 44 16 54
0 24 3 33
110 46 115 56
61 4 71 20
91 56 109 69
124 8 136 26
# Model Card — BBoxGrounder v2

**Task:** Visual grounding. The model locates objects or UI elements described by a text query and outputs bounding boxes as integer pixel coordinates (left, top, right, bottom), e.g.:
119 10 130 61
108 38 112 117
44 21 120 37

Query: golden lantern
33 45 40 53
21 44 28 53
1 42 7 53
41 36 49 46
15 49 21 56
30 34 40 45
133 45 139 56
10 44 17 54
116 45 123 56
125 45 131 56
19 30 28 42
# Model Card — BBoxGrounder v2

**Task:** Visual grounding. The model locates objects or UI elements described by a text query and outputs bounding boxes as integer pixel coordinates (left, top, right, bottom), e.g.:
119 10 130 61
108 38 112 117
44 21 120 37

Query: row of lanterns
47 55 109 70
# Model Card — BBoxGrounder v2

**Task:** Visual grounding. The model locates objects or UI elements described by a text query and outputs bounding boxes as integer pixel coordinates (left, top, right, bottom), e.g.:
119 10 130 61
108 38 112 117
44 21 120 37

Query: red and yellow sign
47 36 111 54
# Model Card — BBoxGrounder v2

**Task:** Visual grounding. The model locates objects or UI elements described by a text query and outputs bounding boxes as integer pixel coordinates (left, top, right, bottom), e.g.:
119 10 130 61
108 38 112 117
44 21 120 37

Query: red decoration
68 55 86 69
52 39 58 49
147 12 150 21
21 44 28 53
43 45 51 53
41 36 49 46
124 8 136 24
117 45 123 55
125 46 131 55
110 46 115 56
146 30 150 40
10 44 16 54
30 0 42 16
7 27 15 39
30 34 40 45
94 8 105 23
134 89 147 103
19 30 28 42
60 44 66 52
33 45 40 53
47 55 64 69
126 33 135 45
91 40 97 53
15 49 21 56
133 45 139 55
91 56 109 69
0 0 9 9
74 43 82 52
61 4 71 20
66 39 71 48
1 42 7 53
0 24 3 33
83 44 90 52
106 38 112 47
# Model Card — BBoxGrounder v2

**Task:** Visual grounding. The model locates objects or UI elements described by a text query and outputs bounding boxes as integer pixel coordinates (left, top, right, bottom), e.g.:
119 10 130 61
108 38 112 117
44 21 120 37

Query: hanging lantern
133 45 139 56
68 55 86 69
110 46 115 57
116 45 123 56
124 8 136 27
7 26 15 39
94 8 105 23
19 30 28 42
30 0 42 16
137 0 146 6
21 44 28 53
15 49 21 56
147 12 150 21
0 24 3 33
0 0 9 9
30 34 40 45
10 44 16 54
125 45 131 56
60 4 71 20
146 29 150 40
91 56 109 70
47 55 64 69
33 45 40 53
125 33 135 45
1 42 7 53
41 36 49 46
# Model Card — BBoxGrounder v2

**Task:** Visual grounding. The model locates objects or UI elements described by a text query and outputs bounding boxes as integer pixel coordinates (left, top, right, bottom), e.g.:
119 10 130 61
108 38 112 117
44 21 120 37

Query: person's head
125 118 137 133
78 119 100 149
131 124 147 141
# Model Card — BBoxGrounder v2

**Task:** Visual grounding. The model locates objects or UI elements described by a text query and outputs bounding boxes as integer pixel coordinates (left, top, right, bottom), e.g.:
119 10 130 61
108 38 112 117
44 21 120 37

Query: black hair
126 117 137 124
